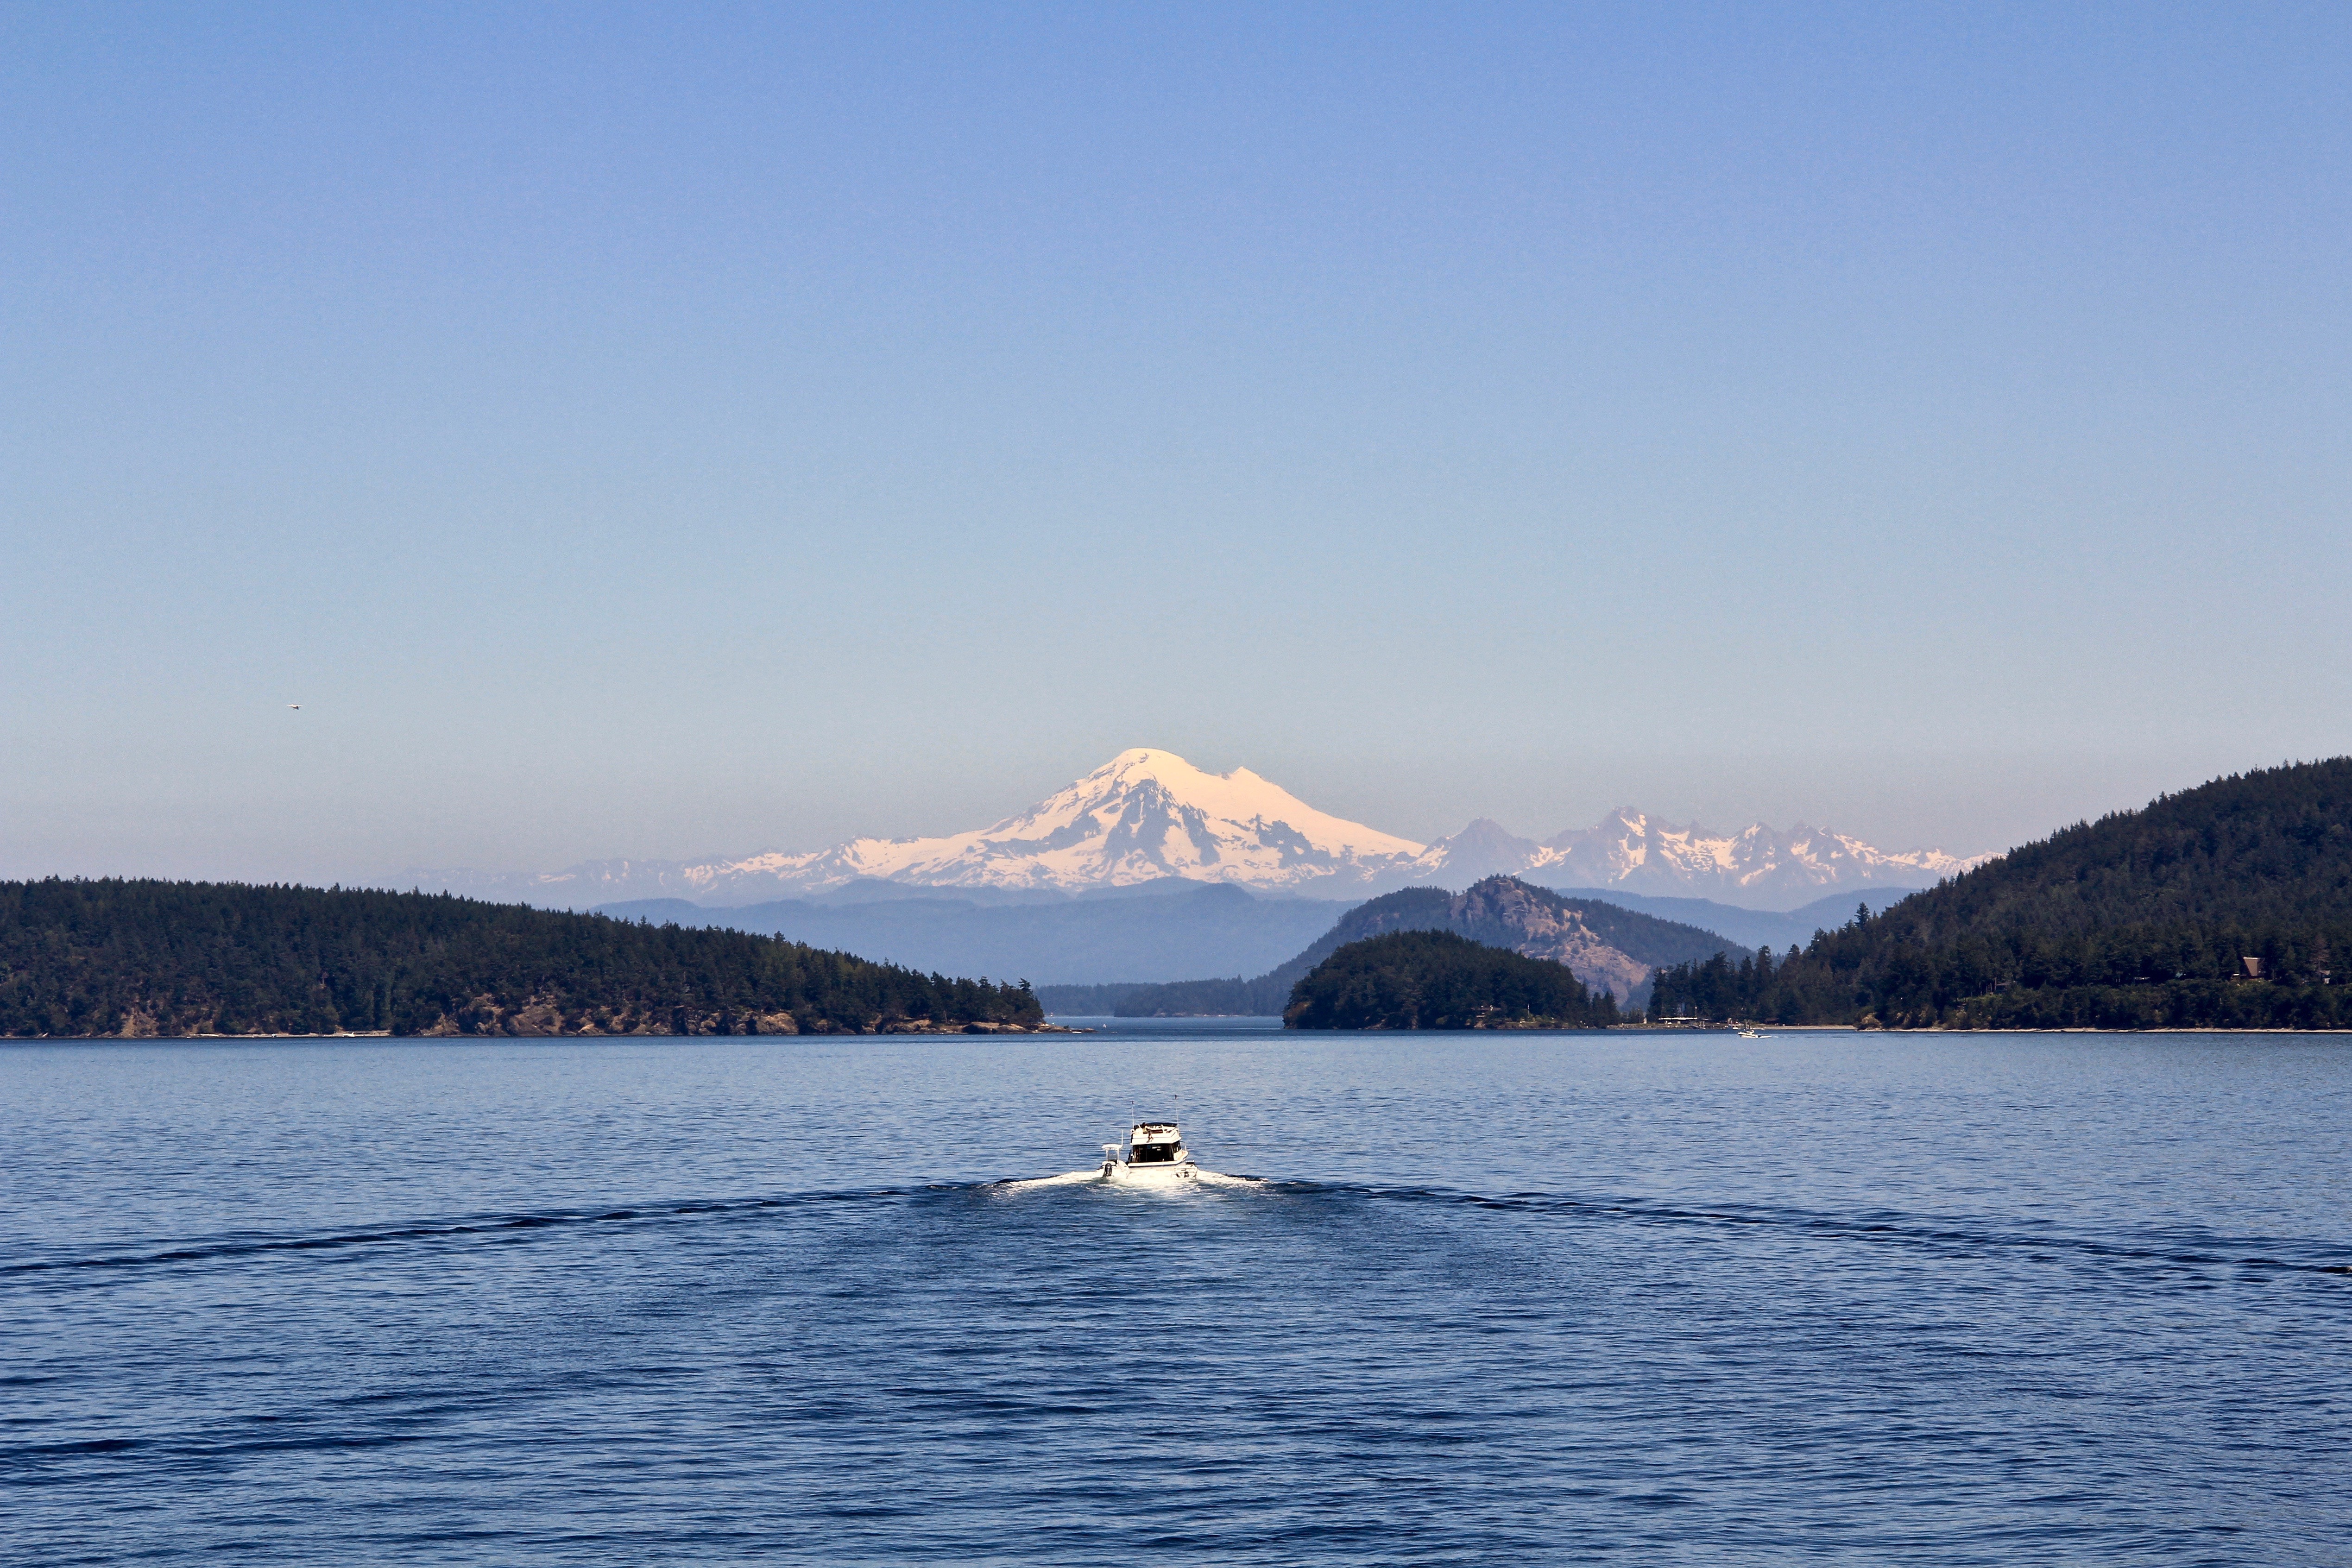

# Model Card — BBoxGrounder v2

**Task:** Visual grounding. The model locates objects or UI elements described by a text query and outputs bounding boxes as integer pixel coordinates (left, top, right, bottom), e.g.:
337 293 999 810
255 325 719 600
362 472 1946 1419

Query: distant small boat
1100 1121 1198 1184
1735 1025 1764 1039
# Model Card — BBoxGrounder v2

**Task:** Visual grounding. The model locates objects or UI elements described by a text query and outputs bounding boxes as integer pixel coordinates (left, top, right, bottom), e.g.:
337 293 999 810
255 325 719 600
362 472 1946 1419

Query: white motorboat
1002 1121 1252 1190
1100 1121 1198 1184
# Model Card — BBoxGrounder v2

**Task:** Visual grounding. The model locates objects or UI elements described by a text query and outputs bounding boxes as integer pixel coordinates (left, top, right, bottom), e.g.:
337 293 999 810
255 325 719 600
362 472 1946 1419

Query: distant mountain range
1418 812 1979 908
409 747 1986 913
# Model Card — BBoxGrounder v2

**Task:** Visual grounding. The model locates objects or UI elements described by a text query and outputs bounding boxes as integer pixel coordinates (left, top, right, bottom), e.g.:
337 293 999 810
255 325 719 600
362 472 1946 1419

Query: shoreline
3 1023 1091 1041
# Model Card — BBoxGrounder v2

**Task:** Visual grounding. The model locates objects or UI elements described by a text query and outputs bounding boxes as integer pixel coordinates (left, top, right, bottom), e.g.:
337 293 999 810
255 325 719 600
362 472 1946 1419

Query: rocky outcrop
1442 878 1653 1003
403 996 798 1037
393 997 1076 1039
1326 877 1651 1004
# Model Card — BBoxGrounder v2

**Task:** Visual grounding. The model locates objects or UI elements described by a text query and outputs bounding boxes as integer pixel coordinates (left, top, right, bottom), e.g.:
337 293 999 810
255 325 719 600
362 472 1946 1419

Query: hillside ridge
0 879 1045 1038
1646 759 2352 1029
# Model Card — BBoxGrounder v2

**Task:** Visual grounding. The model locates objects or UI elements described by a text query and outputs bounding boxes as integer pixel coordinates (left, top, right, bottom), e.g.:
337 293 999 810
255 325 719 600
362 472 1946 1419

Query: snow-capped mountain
1411 810 1986 909
769 748 1427 894
405 749 1987 911
411 749 1429 907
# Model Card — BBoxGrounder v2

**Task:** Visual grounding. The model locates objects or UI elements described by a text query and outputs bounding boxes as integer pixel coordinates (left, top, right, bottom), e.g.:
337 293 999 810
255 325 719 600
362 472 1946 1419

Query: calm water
6 1024 2350 1565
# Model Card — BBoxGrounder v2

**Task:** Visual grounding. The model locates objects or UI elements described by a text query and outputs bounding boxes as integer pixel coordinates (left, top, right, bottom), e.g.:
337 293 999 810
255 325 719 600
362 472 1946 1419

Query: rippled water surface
7 1024 2351 1565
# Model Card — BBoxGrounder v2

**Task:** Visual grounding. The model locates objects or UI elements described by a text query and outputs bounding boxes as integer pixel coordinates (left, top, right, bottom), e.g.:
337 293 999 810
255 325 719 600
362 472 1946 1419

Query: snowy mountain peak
1414 818 1545 883
1095 747 1219 784
726 748 1430 895
1021 749 1412 852
407 752 1989 911
1410 807 1990 910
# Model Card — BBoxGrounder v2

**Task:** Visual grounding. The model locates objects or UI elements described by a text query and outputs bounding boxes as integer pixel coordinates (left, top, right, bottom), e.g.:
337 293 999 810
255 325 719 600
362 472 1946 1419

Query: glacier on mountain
1407 810 1986 909
764 748 1426 892
404 748 1988 910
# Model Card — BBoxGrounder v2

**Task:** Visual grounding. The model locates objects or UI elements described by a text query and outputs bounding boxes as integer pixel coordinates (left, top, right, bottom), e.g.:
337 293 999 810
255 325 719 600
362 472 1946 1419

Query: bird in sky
288 704 301 710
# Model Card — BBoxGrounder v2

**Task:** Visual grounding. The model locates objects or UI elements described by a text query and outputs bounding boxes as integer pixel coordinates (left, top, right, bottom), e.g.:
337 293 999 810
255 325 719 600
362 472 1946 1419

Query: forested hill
1101 876 1746 1016
0 880 1043 1038
1648 758 2352 1029
1285 930 1619 1030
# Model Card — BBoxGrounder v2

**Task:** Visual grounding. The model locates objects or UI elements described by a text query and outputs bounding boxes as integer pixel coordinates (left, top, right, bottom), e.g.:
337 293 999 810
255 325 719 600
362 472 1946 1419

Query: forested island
0 880 1045 1038
1647 758 2352 1029
1284 929 1620 1030
1082 877 1740 1017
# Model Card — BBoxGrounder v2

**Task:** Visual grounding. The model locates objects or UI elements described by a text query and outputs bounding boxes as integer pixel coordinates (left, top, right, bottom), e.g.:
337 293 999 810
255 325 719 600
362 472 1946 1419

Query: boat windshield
1128 1142 1180 1163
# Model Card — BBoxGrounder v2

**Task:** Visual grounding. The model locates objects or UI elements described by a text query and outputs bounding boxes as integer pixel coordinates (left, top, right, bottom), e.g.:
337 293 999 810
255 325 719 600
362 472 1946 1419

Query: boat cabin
1126 1122 1185 1163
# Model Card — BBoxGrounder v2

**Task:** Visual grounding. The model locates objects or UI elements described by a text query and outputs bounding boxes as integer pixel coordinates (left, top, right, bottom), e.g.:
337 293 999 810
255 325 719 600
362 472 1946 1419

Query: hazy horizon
7 6 2348 886
381 744 2289 878
10 743 2327 890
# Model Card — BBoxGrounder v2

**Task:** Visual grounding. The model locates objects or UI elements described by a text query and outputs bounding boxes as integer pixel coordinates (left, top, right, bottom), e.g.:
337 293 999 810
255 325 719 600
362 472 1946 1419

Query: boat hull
1100 1159 1198 1185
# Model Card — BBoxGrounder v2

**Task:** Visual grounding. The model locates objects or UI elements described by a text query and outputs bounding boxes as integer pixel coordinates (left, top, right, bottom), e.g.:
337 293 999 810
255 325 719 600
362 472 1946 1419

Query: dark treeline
1 879 1042 1038
1285 930 1620 1030
1116 973 1286 1017
1646 759 2352 1029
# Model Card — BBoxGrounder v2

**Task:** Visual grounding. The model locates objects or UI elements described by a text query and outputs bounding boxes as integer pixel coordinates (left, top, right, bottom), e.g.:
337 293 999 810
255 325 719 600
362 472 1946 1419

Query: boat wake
13 1174 2342 1289
1000 1169 1102 1190
1001 1166 1263 1192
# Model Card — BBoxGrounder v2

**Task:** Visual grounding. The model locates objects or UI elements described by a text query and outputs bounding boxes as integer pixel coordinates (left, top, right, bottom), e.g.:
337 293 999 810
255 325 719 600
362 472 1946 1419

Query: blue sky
6 3 2348 881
